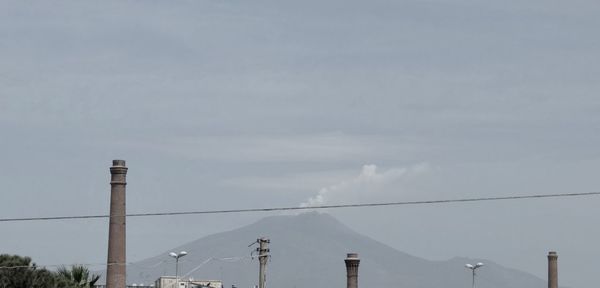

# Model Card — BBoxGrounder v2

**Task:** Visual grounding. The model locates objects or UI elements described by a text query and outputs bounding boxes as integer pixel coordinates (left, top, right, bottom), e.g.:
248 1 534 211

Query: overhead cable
0 256 250 270
1 191 599 223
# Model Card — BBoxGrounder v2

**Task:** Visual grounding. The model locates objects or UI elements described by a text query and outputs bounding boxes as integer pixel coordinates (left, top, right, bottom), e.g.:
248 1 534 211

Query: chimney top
112 160 126 167
346 253 359 259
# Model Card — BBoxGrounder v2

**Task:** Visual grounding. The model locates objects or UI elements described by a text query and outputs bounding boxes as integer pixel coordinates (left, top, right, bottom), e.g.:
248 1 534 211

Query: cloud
300 163 430 207
115 133 422 164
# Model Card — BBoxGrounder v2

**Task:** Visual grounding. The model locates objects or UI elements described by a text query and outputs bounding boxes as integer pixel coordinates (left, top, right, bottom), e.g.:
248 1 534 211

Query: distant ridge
109 212 546 288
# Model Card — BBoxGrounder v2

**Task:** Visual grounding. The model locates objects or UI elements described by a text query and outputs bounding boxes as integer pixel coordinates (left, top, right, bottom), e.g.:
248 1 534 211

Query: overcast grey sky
1 1 599 287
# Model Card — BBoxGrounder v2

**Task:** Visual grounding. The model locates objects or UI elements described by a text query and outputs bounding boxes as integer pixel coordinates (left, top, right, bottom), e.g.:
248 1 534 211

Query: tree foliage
0 254 100 288
56 265 100 287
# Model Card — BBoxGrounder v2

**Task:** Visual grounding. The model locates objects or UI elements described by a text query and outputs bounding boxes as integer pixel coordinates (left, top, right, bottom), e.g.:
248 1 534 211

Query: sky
1 0 599 287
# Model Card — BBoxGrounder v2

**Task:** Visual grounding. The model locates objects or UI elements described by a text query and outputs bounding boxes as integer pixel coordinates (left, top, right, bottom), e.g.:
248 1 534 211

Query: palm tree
57 265 101 288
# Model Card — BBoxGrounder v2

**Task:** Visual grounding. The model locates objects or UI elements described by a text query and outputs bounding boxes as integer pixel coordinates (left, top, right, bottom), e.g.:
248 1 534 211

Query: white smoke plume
300 163 429 207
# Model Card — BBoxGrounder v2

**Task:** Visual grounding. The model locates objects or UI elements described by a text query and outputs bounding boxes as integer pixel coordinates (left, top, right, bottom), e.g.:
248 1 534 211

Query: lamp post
465 262 484 288
170 251 188 287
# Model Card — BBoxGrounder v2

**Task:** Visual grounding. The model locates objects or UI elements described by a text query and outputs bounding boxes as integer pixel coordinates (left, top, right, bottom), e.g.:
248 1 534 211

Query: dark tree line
0 254 100 288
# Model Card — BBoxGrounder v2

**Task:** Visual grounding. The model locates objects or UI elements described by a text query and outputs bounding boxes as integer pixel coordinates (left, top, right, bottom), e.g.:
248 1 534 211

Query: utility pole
251 238 270 288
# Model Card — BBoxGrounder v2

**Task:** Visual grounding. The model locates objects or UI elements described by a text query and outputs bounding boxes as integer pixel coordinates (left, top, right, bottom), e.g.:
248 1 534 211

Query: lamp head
465 264 474 269
169 252 178 258
475 262 484 268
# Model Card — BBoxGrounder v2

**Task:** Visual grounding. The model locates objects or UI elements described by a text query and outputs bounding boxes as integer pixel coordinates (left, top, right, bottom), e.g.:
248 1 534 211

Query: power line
0 262 120 270
1 191 599 223
0 256 251 270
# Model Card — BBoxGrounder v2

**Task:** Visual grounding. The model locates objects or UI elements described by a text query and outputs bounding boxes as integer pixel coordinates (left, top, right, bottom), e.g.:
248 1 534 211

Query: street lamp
465 262 484 288
170 251 188 287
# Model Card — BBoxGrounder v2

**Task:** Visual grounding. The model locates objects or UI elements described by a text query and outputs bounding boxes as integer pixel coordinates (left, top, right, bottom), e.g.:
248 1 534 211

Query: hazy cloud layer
1 1 599 288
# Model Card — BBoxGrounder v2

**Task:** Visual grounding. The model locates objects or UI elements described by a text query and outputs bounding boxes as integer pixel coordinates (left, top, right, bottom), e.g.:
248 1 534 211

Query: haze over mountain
3 2 598 288
116 213 547 288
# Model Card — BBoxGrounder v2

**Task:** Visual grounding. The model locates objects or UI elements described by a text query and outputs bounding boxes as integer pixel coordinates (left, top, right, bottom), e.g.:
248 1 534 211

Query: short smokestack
548 251 558 288
345 253 360 288
106 160 128 288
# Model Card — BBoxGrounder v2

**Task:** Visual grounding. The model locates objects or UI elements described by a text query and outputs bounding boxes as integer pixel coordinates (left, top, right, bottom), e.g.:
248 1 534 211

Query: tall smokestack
107 160 128 288
345 253 360 288
548 251 558 288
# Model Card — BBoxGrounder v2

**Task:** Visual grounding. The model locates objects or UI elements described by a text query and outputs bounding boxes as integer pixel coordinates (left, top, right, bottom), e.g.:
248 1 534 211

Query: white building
155 276 223 288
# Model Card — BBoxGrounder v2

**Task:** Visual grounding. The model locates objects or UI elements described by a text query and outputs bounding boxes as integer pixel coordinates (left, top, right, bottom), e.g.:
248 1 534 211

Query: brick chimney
345 253 360 288
548 251 558 288
106 160 128 288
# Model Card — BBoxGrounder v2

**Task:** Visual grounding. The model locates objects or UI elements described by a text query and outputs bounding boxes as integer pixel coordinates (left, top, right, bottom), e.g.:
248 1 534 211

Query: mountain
113 212 547 288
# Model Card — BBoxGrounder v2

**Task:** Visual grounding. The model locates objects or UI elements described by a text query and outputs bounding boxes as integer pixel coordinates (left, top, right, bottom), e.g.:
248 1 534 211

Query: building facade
155 276 223 288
